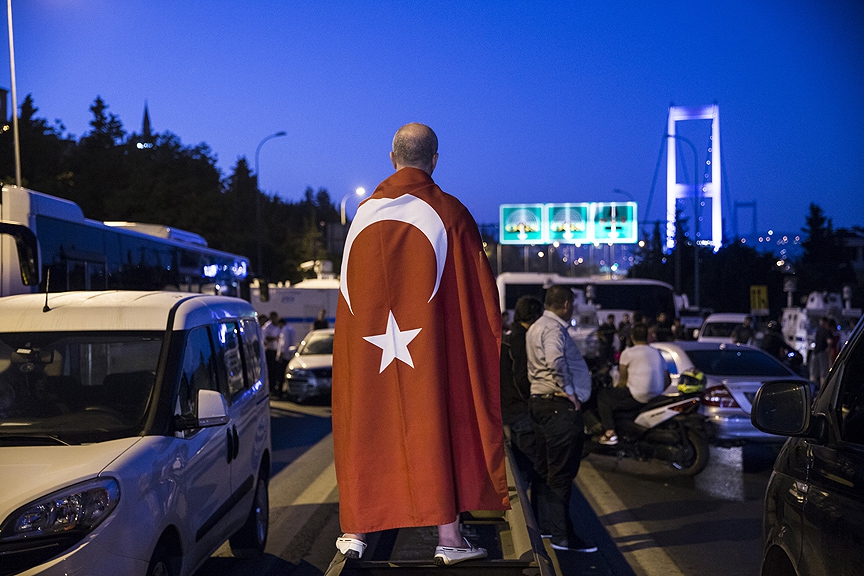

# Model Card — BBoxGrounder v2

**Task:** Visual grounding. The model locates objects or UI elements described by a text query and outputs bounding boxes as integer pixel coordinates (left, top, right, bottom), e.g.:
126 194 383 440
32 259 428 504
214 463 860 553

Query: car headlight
1 478 120 543
287 368 310 379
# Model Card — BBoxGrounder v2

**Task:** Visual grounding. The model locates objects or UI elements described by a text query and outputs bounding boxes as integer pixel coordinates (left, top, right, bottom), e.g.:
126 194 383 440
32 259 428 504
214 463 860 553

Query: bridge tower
665 104 722 251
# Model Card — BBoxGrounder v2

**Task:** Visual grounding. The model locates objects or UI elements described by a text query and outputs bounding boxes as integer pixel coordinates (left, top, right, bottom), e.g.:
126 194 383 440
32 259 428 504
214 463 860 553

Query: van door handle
232 425 240 460
226 428 234 463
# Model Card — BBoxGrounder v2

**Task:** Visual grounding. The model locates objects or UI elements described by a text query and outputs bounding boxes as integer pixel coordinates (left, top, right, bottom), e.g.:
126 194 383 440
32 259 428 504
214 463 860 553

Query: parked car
751 315 864 576
696 312 753 343
283 328 334 403
0 291 271 576
651 340 808 445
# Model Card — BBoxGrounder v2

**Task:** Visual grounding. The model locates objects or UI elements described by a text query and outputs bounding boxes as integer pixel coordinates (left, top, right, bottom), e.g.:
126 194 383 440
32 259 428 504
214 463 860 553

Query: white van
0 291 271 576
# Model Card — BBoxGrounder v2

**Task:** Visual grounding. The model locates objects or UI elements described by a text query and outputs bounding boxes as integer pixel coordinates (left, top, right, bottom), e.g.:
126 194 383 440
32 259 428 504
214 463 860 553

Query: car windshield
300 332 333 355
702 322 740 338
687 348 791 377
0 331 164 445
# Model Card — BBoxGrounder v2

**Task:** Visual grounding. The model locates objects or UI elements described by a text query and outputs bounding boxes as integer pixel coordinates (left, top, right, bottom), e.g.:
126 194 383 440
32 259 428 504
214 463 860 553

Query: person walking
331 123 509 566
526 284 596 553
731 316 755 344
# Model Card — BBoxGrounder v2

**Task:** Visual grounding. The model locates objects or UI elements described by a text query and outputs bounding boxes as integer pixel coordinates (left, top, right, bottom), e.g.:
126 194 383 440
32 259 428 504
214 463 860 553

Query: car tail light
702 385 740 408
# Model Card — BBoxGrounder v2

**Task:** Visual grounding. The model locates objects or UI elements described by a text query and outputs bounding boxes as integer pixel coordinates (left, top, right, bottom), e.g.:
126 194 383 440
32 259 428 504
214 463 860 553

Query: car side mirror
751 380 811 436
176 389 230 431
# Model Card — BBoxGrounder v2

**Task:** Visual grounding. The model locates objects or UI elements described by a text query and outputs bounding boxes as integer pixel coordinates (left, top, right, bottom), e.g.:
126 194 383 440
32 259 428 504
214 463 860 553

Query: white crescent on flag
340 194 448 315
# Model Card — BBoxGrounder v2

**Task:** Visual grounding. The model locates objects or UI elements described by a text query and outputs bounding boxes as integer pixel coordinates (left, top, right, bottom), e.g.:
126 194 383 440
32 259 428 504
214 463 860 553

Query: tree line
2 94 858 314
0 95 338 284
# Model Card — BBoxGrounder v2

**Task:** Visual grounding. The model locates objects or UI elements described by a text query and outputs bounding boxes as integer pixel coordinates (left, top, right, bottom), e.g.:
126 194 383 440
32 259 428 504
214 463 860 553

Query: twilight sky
4 0 863 236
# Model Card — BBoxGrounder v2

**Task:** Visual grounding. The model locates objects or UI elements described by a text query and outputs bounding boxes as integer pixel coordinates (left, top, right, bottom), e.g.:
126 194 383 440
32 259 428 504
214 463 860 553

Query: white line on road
577 458 684 576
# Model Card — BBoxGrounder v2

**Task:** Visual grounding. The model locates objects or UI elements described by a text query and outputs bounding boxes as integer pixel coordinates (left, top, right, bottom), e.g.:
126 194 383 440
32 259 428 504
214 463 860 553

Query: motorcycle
583 388 712 477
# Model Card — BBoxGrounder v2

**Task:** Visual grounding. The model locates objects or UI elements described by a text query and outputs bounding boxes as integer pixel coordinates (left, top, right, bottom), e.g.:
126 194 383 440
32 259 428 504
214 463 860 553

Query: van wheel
147 542 178 576
229 474 269 557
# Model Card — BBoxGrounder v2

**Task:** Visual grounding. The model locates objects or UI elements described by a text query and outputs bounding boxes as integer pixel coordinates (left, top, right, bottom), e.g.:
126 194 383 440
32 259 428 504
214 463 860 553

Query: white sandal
336 535 367 559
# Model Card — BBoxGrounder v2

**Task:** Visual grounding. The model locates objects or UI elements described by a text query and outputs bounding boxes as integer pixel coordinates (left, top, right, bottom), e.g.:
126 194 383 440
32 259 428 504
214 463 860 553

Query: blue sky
4 0 863 236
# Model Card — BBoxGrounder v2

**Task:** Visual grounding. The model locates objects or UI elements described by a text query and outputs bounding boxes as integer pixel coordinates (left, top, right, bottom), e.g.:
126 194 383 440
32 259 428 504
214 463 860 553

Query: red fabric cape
332 168 509 533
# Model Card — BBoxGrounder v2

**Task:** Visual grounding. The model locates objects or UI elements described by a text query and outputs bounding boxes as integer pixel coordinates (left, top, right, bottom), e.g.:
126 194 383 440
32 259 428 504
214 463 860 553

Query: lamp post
340 187 367 225
6 0 21 187
666 133 701 309
254 131 287 274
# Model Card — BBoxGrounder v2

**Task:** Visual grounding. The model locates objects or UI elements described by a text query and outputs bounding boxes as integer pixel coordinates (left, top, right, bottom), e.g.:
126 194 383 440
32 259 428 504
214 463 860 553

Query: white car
284 328 334 403
696 313 752 343
651 340 808 445
0 291 271 576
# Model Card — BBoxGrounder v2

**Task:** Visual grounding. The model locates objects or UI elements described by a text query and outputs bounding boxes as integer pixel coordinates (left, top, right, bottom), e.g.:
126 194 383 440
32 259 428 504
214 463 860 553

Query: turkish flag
332 168 509 534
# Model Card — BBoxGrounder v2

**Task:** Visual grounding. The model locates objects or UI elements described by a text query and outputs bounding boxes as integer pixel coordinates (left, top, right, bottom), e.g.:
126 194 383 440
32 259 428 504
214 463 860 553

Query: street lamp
254 131 287 274
666 133 701 309
6 0 21 187
340 187 367 225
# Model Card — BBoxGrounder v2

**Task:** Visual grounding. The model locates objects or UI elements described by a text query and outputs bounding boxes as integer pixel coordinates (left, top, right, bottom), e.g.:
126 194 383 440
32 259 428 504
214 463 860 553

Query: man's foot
598 431 618 446
550 535 598 553
434 537 487 566
336 535 366 559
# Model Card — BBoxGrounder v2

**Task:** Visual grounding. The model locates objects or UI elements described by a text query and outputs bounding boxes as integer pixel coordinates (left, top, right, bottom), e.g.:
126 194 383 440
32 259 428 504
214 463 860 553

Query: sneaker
598 432 618 446
434 538 487 566
335 535 366 559
550 538 598 553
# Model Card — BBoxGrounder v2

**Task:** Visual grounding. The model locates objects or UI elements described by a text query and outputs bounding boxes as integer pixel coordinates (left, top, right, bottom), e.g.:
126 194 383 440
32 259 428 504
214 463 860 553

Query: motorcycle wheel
669 429 710 476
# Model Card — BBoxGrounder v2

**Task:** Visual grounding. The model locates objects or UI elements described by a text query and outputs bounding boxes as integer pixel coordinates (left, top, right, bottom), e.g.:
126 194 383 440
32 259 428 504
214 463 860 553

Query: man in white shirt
526 284 596 553
261 311 282 396
596 323 669 445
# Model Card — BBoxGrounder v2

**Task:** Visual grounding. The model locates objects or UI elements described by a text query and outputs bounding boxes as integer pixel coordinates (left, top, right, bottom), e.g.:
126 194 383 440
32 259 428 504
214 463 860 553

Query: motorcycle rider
596 323 670 445
760 320 803 373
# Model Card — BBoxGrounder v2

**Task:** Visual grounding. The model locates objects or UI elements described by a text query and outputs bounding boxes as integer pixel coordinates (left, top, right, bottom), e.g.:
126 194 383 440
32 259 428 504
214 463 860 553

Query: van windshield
0 331 164 445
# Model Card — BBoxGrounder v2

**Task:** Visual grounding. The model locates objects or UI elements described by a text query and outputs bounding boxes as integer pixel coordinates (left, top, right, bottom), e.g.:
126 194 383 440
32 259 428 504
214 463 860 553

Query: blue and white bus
0 185 249 297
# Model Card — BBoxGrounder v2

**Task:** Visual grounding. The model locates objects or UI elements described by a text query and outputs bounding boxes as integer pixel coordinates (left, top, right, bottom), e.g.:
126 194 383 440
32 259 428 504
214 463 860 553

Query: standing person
617 313 632 353
275 318 296 396
500 295 544 484
595 314 618 365
332 123 509 566
262 311 282 396
595 323 669 445
527 284 596 553
731 316 755 344
312 309 329 330
654 312 674 342
810 316 832 387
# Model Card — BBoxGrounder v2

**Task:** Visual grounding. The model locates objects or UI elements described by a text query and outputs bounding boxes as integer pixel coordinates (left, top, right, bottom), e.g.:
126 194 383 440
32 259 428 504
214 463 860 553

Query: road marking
577 459 684 576
292 461 338 505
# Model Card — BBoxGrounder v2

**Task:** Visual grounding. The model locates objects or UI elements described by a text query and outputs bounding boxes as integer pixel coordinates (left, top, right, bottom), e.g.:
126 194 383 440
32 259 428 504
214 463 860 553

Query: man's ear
390 151 398 170
430 153 439 174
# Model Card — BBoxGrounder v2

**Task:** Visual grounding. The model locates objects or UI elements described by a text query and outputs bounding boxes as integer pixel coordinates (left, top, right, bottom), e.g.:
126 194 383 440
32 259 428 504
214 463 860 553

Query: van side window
176 327 219 420
216 322 246 398
240 318 263 386
837 336 864 445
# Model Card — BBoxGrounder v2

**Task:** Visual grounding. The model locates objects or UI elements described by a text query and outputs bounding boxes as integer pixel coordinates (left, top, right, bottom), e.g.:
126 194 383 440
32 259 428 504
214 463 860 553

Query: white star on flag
364 311 422 373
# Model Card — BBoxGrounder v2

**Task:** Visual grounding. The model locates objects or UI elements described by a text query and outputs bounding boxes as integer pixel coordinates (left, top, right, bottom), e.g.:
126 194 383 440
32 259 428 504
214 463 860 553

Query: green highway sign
546 203 590 243
498 201 638 245
500 204 545 244
592 202 637 243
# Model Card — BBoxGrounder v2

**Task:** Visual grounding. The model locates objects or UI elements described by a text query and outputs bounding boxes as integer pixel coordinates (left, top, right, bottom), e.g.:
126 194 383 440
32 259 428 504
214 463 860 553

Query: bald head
390 123 439 175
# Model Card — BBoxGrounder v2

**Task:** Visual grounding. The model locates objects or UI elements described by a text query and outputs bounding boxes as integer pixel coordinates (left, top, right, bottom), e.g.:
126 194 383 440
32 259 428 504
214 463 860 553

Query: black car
751 314 864 576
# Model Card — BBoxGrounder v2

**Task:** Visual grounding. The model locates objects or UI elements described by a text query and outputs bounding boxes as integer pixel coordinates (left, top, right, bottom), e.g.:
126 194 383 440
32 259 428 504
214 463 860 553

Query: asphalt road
195 400 777 576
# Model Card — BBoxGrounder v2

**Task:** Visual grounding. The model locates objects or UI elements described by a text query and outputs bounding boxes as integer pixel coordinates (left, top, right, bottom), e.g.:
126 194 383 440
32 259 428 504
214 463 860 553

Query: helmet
767 320 780 332
678 368 705 394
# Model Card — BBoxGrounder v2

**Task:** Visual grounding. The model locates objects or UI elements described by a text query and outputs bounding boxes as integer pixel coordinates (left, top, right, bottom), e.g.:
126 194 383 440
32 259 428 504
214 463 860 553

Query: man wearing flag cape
332 123 510 566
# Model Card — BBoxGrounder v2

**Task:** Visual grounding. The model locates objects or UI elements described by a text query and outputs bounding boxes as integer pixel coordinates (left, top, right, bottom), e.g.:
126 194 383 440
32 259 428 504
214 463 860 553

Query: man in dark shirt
596 314 618 364
500 295 544 482
731 316 755 344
